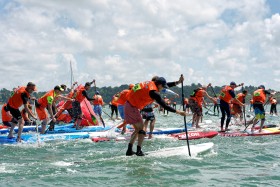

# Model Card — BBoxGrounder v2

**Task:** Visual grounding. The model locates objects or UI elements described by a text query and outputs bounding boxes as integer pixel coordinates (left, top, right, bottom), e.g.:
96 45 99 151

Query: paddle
93 81 106 127
180 74 191 156
241 86 247 127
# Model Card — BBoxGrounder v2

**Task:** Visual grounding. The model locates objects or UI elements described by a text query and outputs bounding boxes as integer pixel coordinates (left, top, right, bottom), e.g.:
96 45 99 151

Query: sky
0 0 280 91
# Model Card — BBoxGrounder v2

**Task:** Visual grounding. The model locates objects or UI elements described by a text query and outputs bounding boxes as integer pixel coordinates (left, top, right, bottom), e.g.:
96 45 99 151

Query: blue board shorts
118 105 125 119
253 103 265 120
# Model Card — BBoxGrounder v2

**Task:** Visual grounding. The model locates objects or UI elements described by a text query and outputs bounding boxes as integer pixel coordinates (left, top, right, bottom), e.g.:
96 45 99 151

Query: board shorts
6 104 22 122
142 112 155 121
36 106 48 120
232 104 242 114
118 105 125 119
124 101 143 124
94 105 103 117
72 101 82 120
189 99 202 116
253 103 265 120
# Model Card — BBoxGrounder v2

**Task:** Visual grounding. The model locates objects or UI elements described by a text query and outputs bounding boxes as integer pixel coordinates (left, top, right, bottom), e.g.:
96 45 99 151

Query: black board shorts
6 104 22 122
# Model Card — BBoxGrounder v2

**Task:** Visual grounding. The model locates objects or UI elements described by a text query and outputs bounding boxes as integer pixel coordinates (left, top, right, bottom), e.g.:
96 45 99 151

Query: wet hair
151 76 159 81
242 90 248 94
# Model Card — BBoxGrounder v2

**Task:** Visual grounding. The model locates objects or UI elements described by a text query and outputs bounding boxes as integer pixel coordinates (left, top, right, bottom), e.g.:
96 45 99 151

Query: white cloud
0 0 279 91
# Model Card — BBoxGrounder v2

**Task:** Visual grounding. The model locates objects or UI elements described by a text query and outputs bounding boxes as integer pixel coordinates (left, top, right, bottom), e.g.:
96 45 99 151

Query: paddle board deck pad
172 131 218 140
0 123 75 134
219 127 280 137
0 132 90 144
45 125 111 134
148 128 185 135
145 142 214 157
117 126 189 135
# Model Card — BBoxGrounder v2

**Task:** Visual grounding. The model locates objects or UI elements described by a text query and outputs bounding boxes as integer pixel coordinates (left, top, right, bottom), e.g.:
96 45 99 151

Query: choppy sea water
1 105 280 187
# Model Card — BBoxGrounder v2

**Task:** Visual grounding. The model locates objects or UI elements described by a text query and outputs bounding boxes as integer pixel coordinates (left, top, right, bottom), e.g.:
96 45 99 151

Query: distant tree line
0 84 278 105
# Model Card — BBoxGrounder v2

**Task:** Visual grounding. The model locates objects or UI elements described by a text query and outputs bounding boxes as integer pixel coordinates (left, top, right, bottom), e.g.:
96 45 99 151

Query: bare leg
16 118 24 142
40 119 47 134
148 119 155 139
8 122 16 138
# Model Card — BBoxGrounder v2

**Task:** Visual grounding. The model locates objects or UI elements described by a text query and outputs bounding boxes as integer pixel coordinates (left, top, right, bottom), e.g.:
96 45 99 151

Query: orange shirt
219 86 234 104
8 86 30 109
74 86 86 103
127 81 158 110
232 93 245 105
117 89 130 105
190 89 205 106
1 104 12 122
93 95 104 105
253 89 266 104
38 90 55 108
111 95 119 107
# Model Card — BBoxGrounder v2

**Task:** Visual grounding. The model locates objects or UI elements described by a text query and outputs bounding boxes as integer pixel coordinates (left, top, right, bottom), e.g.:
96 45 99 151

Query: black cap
96 91 100 95
85 82 92 87
258 85 265 89
230 81 237 86
54 85 64 91
155 77 168 88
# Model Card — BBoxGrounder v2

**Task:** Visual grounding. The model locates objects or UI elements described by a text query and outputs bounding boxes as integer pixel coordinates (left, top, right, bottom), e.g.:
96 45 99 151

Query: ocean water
1 105 280 187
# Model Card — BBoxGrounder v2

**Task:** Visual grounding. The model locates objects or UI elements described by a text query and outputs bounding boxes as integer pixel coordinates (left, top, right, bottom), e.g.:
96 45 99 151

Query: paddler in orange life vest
21 103 36 126
125 76 187 156
1 103 13 127
189 83 216 128
6 82 37 142
231 90 248 122
269 97 277 115
92 91 104 117
72 81 95 129
36 85 74 134
219 82 244 132
251 85 275 133
116 84 135 134
111 93 120 120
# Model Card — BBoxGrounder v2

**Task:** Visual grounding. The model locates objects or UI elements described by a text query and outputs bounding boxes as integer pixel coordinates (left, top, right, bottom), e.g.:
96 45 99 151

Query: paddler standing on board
72 81 95 129
6 82 37 142
92 91 104 117
219 82 244 132
231 90 248 123
125 76 187 156
188 84 216 128
36 85 74 133
251 85 275 133
116 84 135 134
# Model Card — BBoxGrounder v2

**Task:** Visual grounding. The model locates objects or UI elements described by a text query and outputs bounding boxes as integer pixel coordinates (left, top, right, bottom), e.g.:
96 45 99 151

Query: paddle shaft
241 86 247 126
181 74 191 156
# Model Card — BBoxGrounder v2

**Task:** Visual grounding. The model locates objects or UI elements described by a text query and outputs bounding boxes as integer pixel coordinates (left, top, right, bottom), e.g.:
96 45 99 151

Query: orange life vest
253 89 266 104
1 104 12 122
93 95 104 105
270 98 277 105
117 89 130 105
75 86 86 103
250 99 253 104
38 90 55 108
127 81 158 110
8 86 30 109
111 95 119 107
232 93 245 105
219 86 234 104
190 88 204 106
